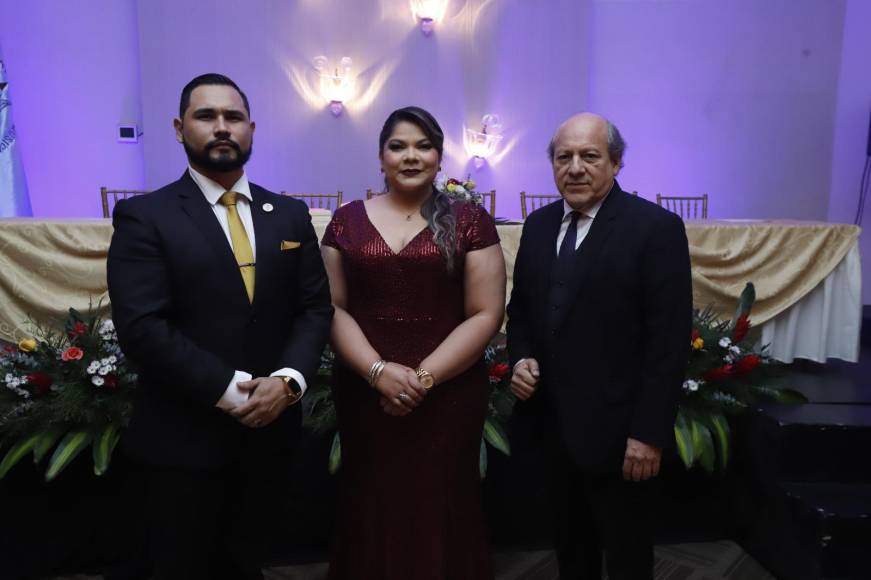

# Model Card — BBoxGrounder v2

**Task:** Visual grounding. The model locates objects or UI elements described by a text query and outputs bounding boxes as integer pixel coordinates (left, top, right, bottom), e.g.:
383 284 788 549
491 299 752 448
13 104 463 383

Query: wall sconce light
410 0 448 36
464 114 504 169
313 56 354 116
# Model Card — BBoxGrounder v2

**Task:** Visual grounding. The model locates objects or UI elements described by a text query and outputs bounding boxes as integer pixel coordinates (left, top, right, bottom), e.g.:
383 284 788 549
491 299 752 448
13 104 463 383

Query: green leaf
753 386 807 404
732 282 756 324
45 431 93 482
328 432 342 475
0 435 41 480
705 413 731 470
92 424 121 476
693 418 715 474
33 427 66 464
479 438 488 479
483 418 511 456
673 411 695 469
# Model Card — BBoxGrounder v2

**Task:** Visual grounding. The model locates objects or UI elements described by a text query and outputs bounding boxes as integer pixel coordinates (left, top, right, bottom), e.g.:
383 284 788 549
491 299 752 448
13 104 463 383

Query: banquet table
0 217 861 363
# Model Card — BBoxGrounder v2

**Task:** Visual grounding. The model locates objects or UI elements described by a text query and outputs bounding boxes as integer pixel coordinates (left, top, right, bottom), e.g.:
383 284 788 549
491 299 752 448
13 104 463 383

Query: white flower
719 337 732 348
98 366 111 376
108 355 117 364
683 379 700 392
87 362 100 374
5 373 13 383
730 345 741 355
454 185 466 195
91 376 104 386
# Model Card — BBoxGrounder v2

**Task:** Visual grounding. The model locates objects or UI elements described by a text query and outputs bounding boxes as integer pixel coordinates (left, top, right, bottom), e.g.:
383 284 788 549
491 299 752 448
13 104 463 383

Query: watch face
420 374 435 389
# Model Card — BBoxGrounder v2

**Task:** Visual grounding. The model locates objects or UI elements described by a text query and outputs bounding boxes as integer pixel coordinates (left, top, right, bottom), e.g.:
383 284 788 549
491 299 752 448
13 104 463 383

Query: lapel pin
262 203 274 213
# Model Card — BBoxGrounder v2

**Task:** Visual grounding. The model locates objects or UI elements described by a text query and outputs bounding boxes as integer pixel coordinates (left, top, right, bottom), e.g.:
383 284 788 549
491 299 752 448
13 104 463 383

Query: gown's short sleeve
320 203 348 250
460 202 500 252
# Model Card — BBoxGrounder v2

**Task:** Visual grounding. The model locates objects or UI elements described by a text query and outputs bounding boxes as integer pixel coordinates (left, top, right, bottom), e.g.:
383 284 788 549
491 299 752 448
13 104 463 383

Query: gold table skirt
0 218 860 343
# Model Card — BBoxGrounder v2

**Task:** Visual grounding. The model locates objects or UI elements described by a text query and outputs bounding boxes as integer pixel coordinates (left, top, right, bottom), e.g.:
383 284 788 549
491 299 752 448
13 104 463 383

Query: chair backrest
366 189 385 200
519 191 561 220
479 190 496 215
280 191 343 211
656 193 708 219
100 187 150 218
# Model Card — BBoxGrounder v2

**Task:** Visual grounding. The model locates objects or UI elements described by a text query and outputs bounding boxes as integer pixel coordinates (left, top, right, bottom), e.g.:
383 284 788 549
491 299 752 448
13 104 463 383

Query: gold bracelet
367 359 386 387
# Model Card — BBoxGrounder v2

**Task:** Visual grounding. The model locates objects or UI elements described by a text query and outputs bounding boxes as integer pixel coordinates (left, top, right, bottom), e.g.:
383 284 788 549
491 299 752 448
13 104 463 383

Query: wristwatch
279 375 303 402
415 368 435 390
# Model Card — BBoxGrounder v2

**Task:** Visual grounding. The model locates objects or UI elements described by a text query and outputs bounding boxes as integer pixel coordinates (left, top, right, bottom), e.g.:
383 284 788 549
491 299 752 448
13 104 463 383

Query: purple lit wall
588 0 845 220
135 0 590 207
1 0 144 217
828 0 871 304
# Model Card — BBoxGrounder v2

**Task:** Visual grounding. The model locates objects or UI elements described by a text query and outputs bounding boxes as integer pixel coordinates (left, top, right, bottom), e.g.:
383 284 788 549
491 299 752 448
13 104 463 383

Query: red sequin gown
322 199 499 580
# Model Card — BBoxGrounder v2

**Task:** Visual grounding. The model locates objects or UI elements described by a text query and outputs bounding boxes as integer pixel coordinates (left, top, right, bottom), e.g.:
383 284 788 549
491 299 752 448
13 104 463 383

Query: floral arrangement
675 283 805 472
435 174 483 206
303 339 514 478
0 307 136 481
0 283 804 481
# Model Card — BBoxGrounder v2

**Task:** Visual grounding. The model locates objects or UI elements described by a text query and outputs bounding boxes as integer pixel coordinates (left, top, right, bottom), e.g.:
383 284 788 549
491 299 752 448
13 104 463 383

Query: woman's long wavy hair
379 106 457 272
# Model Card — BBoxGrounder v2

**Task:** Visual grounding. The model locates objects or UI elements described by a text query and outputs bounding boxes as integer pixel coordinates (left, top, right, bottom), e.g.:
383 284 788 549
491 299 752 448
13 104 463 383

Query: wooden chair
479 190 496 215
520 192 561 219
656 193 708 219
366 189 384 200
100 187 149 218
280 191 343 211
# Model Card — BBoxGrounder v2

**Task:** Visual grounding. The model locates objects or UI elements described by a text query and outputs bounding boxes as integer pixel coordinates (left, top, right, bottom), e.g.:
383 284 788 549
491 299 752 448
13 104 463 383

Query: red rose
2 345 16 354
26 372 53 395
704 364 733 382
103 374 118 390
732 314 751 343
71 321 88 336
734 355 761 374
691 329 701 341
488 363 510 380
61 347 84 361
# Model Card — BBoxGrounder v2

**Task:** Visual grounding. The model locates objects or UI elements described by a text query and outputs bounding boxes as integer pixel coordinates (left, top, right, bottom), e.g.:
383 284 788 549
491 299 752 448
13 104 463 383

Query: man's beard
184 138 253 172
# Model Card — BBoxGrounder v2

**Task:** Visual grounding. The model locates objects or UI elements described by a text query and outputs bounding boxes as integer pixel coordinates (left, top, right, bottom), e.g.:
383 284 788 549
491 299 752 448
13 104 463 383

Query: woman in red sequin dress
321 107 506 580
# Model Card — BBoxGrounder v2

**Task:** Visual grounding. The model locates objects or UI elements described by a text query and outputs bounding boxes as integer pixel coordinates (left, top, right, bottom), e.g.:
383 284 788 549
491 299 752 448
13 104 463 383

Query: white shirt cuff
216 370 252 410
270 368 308 397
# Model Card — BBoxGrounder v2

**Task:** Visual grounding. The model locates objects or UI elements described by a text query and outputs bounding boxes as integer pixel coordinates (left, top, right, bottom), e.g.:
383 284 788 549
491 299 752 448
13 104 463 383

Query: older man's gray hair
547 119 627 169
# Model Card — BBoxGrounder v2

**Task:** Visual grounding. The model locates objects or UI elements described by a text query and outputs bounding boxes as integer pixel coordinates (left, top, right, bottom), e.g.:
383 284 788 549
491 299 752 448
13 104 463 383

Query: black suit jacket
506 181 692 474
107 171 333 470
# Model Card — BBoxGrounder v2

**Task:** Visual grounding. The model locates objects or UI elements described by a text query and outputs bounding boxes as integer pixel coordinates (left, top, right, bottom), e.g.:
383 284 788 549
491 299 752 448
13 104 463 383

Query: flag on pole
0 50 33 217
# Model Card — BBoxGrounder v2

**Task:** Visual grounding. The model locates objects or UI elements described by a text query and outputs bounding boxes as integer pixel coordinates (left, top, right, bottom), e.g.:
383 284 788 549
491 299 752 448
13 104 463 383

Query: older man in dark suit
107 74 333 580
506 113 692 579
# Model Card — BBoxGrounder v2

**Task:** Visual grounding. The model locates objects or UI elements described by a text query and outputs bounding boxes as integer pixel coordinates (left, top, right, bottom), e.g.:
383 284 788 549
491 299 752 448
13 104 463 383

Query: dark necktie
558 211 581 260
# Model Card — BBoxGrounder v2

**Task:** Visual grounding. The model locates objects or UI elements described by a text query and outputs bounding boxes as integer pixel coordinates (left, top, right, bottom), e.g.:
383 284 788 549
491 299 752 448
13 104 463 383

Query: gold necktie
218 191 255 303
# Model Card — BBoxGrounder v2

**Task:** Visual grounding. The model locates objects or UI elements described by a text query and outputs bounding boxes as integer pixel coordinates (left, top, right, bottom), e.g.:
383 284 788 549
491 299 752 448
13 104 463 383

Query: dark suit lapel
176 171 251 308
554 183 624 330
249 186 280 312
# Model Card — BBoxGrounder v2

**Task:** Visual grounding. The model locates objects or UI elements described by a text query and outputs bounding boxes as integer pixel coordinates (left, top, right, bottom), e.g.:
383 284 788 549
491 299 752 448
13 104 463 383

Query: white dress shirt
187 167 308 409
554 194 608 254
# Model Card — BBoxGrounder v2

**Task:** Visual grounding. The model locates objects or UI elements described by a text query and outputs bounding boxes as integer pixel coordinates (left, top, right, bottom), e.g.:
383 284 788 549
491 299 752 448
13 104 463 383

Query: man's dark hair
179 73 250 119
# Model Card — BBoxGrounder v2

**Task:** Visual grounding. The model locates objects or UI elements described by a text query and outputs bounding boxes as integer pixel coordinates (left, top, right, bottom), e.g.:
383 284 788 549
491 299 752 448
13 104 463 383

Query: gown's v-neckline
360 200 430 256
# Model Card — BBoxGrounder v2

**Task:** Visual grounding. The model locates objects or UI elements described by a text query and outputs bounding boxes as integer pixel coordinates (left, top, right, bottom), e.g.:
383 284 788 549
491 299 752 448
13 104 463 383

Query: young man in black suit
506 113 692 579
107 74 333 580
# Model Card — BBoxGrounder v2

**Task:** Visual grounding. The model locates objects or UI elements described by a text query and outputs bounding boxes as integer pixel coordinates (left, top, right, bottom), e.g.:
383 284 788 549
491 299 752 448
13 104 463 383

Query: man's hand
622 437 662 481
228 377 292 428
510 358 540 400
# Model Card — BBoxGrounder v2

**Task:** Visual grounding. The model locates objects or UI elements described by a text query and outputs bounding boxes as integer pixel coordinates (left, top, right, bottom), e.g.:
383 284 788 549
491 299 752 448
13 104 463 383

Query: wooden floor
51 542 776 580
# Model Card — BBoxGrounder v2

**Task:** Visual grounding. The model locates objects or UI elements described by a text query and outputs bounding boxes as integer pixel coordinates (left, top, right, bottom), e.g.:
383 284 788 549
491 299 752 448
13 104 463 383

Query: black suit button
250 316 258 323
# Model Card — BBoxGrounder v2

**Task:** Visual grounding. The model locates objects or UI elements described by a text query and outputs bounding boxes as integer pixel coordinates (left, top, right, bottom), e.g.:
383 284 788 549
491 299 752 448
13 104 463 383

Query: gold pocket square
281 240 301 250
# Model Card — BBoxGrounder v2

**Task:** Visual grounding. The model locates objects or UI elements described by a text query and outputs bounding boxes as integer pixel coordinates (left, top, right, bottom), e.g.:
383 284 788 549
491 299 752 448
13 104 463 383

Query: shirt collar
562 191 609 222
188 166 252 206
